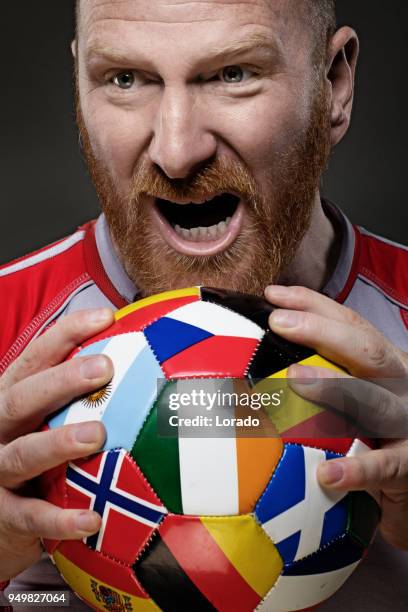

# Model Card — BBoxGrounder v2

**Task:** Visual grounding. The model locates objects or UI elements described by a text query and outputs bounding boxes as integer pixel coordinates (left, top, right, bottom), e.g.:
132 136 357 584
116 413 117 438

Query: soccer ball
41 287 379 611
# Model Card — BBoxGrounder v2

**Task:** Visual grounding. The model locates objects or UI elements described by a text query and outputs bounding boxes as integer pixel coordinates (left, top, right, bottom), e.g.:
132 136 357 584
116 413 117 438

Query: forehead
78 0 307 50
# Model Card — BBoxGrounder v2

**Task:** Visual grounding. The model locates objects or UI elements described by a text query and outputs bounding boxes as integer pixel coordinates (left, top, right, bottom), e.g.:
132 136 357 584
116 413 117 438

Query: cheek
213 82 312 181
80 90 153 187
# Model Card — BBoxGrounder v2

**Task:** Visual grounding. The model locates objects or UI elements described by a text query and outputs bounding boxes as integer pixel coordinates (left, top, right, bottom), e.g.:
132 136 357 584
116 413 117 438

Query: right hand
0 308 115 581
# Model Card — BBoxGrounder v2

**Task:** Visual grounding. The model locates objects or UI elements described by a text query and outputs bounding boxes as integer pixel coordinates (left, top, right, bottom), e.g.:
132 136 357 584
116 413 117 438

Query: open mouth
152 193 244 256
157 193 239 240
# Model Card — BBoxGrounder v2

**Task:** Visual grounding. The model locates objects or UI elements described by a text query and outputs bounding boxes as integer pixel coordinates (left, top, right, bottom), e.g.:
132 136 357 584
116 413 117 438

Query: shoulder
0 222 95 373
356 226 408 309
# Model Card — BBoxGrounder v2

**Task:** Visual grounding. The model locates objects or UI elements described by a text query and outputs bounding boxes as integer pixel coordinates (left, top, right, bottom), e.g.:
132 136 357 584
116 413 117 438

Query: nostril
153 154 217 183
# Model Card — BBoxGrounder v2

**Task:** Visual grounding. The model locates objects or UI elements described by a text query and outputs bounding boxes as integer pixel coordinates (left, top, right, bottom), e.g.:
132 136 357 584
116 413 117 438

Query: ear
326 26 359 147
71 39 77 59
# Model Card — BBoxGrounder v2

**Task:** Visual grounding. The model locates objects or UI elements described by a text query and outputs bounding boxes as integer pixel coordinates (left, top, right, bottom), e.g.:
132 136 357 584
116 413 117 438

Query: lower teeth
174 217 232 241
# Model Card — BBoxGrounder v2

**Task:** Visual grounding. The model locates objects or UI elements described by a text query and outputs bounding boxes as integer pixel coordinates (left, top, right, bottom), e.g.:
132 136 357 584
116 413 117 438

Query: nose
148 85 217 179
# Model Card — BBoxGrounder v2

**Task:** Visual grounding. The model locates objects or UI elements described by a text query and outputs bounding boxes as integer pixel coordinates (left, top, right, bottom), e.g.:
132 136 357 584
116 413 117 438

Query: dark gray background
1 1 407 264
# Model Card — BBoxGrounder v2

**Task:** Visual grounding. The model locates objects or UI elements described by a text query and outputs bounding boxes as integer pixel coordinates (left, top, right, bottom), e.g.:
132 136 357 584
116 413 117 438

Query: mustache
128 157 260 206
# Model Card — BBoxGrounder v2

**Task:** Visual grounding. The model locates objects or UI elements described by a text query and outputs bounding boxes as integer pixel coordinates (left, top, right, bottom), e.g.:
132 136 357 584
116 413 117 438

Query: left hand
265 284 408 551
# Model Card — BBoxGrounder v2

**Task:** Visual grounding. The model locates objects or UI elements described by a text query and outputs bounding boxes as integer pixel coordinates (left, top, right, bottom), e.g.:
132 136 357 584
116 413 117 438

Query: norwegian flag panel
66 449 167 564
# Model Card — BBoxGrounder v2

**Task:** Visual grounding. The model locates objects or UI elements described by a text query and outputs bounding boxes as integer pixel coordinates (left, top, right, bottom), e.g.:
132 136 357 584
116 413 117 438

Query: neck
277 193 341 291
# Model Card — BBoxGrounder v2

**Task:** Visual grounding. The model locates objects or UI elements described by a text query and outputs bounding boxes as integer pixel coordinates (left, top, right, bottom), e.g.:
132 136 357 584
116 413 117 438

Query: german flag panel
134 514 283 612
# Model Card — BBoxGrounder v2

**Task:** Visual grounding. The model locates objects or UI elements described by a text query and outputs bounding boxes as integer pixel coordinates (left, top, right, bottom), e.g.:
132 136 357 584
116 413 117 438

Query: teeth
208 225 218 239
173 217 232 242
199 226 208 240
217 221 227 234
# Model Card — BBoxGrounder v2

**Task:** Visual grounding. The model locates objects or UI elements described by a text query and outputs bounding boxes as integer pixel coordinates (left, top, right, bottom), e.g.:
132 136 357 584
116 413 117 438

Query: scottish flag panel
255 445 348 563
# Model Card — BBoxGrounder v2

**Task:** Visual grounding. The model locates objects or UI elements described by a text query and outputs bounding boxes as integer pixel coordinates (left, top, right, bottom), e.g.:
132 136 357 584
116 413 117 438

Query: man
0 0 407 610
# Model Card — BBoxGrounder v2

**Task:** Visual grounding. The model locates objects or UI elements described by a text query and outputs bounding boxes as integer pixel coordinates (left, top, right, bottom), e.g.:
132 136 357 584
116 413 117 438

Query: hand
0 309 115 580
265 285 408 550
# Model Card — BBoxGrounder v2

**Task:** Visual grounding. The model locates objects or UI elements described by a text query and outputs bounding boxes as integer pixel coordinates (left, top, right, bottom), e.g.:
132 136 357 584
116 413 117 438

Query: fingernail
270 311 299 328
80 356 109 380
319 461 345 485
76 512 100 533
75 422 103 444
87 308 112 324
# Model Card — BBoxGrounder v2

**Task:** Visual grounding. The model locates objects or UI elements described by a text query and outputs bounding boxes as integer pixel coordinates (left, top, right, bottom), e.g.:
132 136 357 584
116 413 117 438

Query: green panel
131 381 183 514
347 491 381 548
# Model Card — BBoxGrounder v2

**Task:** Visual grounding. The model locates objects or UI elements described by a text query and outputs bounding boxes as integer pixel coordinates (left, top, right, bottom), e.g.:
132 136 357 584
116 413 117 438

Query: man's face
76 0 331 297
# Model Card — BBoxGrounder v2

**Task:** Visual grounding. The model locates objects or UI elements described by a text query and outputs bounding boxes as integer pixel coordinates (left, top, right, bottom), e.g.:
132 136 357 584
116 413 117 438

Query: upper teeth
174 217 232 242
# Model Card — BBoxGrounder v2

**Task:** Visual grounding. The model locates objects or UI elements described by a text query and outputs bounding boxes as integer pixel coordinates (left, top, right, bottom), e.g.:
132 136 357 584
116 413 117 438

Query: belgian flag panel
347 491 381 547
247 330 314 380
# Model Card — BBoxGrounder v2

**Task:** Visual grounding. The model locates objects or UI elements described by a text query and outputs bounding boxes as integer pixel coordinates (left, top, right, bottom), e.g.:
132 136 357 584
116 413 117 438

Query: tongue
157 193 239 229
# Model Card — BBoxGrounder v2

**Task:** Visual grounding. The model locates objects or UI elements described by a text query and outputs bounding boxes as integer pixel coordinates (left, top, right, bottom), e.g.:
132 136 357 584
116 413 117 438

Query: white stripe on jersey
359 226 408 252
0 230 86 277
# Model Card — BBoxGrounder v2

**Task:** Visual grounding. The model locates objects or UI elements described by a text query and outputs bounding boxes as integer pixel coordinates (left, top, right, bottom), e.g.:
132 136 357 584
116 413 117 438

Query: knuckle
55 425 77 452
20 507 36 534
360 334 388 369
381 450 402 482
50 312 84 348
17 347 40 373
62 310 95 340
3 387 23 422
0 491 14 530
371 392 393 431
343 306 364 328
299 312 315 335
376 388 392 415
49 361 78 392
0 490 30 534
3 439 27 480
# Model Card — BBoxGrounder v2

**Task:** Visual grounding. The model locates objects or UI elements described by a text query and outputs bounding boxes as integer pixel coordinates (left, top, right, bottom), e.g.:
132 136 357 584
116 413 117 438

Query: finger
317 447 408 492
288 364 408 438
269 309 407 378
0 355 113 442
0 489 101 540
265 285 369 329
1 308 114 389
0 422 106 489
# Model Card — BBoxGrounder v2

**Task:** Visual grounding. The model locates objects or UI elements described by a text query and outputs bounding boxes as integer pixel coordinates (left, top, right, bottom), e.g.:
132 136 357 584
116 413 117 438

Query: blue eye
113 72 135 89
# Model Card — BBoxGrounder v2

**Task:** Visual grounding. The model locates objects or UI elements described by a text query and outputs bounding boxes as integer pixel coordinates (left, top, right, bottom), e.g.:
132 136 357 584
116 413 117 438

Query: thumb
317 448 408 492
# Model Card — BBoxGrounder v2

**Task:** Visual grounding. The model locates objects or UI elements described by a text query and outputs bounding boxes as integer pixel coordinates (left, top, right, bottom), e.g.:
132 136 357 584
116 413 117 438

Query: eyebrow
205 32 284 63
85 32 284 68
